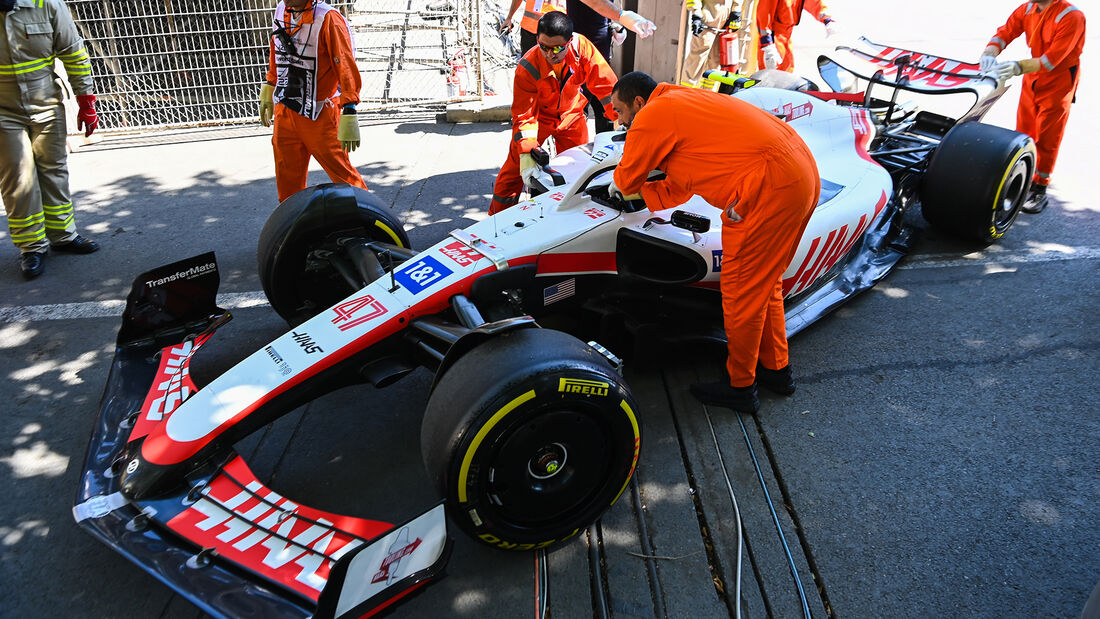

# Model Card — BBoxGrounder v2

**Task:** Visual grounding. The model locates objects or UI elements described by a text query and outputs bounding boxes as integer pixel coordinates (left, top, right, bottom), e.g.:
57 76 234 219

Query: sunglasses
538 41 569 54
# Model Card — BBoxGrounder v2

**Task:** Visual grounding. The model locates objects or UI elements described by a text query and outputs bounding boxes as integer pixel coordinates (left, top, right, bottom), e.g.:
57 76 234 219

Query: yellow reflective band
0 56 53 70
8 213 46 225
45 215 75 230
43 203 73 213
11 230 46 242
457 390 536 502
58 49 89 60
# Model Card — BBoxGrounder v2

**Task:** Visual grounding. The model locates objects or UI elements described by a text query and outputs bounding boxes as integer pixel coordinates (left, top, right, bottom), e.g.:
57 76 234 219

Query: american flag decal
543 278 576 306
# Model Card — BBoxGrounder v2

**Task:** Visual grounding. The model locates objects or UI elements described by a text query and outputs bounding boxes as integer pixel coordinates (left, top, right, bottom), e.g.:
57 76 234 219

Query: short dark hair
612 71 658 103
537 11 573 39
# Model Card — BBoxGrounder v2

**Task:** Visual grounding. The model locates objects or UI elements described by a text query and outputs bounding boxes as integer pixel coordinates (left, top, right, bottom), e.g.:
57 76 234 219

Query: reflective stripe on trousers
0 101 77 252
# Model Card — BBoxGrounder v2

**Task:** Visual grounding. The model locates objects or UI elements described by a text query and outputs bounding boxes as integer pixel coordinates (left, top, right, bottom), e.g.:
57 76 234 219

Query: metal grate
65 0 518 132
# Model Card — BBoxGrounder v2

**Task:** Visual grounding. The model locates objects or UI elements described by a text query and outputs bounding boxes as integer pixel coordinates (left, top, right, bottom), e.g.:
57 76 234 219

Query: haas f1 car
75 39 1036 618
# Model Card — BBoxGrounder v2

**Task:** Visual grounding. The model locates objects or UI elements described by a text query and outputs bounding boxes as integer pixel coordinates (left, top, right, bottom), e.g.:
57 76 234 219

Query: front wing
73 253 450 618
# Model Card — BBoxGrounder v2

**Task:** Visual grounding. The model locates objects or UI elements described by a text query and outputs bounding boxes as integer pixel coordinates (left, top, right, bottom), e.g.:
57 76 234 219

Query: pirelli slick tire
258 183 410 325
421 328 641 551
920 122 1036 245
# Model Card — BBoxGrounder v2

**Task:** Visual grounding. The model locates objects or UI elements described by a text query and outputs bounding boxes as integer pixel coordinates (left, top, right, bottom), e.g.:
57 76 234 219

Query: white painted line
0 247 1096 324
899 246 1100 270
0 291 269 324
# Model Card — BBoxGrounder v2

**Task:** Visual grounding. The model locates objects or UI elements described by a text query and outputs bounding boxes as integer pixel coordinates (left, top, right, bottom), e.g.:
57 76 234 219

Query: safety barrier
65 0 518 131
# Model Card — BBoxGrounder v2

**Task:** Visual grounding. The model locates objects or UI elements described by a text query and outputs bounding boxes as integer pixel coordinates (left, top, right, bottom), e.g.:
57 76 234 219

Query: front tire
421 329 641 550
257 184 411 325
920 122 1036 245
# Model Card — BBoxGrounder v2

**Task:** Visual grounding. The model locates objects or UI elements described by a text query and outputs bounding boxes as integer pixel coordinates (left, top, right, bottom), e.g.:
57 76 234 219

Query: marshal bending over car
74 39 1035 618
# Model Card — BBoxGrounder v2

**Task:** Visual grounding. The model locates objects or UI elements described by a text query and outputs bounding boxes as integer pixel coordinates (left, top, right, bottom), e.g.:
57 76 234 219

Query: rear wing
74 253 451 618
819 37 1008 124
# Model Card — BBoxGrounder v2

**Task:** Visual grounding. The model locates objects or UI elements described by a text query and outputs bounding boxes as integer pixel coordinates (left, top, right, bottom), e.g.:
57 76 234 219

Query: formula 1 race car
74 39 1035 618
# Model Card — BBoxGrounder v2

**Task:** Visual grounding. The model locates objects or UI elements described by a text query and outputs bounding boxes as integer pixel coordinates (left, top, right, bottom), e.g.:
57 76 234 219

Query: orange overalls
266 2 367 202
988 1 1085 188
489 34 618 214
613 84 819 388
755 0 831 72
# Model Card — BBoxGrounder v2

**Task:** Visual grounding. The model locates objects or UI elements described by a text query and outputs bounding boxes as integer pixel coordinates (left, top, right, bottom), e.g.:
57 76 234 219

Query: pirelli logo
558 378 609 397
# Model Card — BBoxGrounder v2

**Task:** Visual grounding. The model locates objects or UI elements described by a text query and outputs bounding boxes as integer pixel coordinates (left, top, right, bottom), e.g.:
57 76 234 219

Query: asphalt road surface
0 1 1096 617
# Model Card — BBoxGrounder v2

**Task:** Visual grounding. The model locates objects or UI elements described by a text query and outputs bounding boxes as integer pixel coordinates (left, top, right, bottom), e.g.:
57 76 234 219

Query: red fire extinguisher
718 10 742 72
718 30 738 71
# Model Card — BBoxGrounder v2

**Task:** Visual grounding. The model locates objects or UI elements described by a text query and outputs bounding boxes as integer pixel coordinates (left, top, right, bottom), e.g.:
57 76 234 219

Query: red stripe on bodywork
142 260 532 466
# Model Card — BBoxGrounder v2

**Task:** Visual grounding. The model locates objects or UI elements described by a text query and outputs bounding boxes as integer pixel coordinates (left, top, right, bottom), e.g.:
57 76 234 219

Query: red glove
76 94 98 137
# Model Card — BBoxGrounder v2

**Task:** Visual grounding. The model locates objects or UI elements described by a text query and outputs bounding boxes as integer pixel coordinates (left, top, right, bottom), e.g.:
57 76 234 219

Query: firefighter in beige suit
681 0 754 86
1 0 100 280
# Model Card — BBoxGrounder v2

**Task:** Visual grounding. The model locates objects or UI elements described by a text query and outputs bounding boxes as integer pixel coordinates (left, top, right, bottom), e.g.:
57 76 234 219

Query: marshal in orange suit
489 11 618 214
609 72 819 414
980 0 1085 214
755 0 835 72
260 0 368 202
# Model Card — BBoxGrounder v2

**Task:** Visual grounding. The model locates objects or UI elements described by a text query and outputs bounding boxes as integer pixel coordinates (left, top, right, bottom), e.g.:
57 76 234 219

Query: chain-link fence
66 0 518 132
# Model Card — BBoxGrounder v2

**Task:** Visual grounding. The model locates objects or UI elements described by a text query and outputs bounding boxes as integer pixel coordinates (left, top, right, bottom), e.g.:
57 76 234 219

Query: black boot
756 363 796 396
20 251 46 280
51 234 100 254
1021 185 1048 214
690 381 760 413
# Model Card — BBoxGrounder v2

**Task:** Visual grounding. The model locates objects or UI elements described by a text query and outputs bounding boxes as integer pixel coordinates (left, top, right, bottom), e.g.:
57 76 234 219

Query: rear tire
257 184 410 325
421 329 641 550
920 122 1036 245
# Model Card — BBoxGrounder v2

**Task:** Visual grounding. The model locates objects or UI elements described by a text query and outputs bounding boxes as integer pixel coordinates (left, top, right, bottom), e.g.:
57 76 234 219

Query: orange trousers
272 103 367 202
720 141 819 387
1017 69 1077 187
489 118 588 214
757 26 796 72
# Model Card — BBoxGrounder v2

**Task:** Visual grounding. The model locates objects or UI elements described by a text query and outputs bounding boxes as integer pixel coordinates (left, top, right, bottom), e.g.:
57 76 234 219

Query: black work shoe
756 363 796 396
1021 185 1048 214
690 381 760 413
20 251 46 280
51 235 100 254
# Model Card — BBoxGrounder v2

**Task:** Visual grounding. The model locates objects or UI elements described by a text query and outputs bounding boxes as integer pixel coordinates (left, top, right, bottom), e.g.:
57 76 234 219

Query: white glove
979 54 998 72
762 44 782 70
619 10 657 38
608 177 624 201
824 20 839 38
611 24 627 47
519 153 539 187
995 60 1022 83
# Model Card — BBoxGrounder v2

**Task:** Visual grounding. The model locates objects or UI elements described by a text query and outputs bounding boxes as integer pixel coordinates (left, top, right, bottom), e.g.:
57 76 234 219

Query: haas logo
771 101 813 122
291 331 323 354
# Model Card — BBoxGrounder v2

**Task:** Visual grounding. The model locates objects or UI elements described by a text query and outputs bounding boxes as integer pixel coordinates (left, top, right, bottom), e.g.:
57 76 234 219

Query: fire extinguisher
718 10 743 71
447 49 468 98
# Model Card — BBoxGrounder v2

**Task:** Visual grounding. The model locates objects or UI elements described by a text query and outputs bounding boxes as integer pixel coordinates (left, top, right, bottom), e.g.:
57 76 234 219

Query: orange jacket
988 1 1085 73
511 34 618 153
266 5 361 106
612 84 809 213
520 0 567 34
756 0 831 44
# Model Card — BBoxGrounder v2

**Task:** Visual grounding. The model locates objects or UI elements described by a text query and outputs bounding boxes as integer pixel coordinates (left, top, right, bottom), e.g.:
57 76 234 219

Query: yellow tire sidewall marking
611 399 641 506
373 219 404 247
988 144 1035 240
457 389 537 503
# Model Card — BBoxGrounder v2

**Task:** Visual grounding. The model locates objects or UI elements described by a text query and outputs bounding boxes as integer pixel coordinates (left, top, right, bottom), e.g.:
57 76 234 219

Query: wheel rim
995 154 1032 230
484 407 615 527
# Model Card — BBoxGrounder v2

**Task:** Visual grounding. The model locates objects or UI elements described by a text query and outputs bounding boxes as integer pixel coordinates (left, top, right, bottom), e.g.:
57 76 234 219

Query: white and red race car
74 39 1035 618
